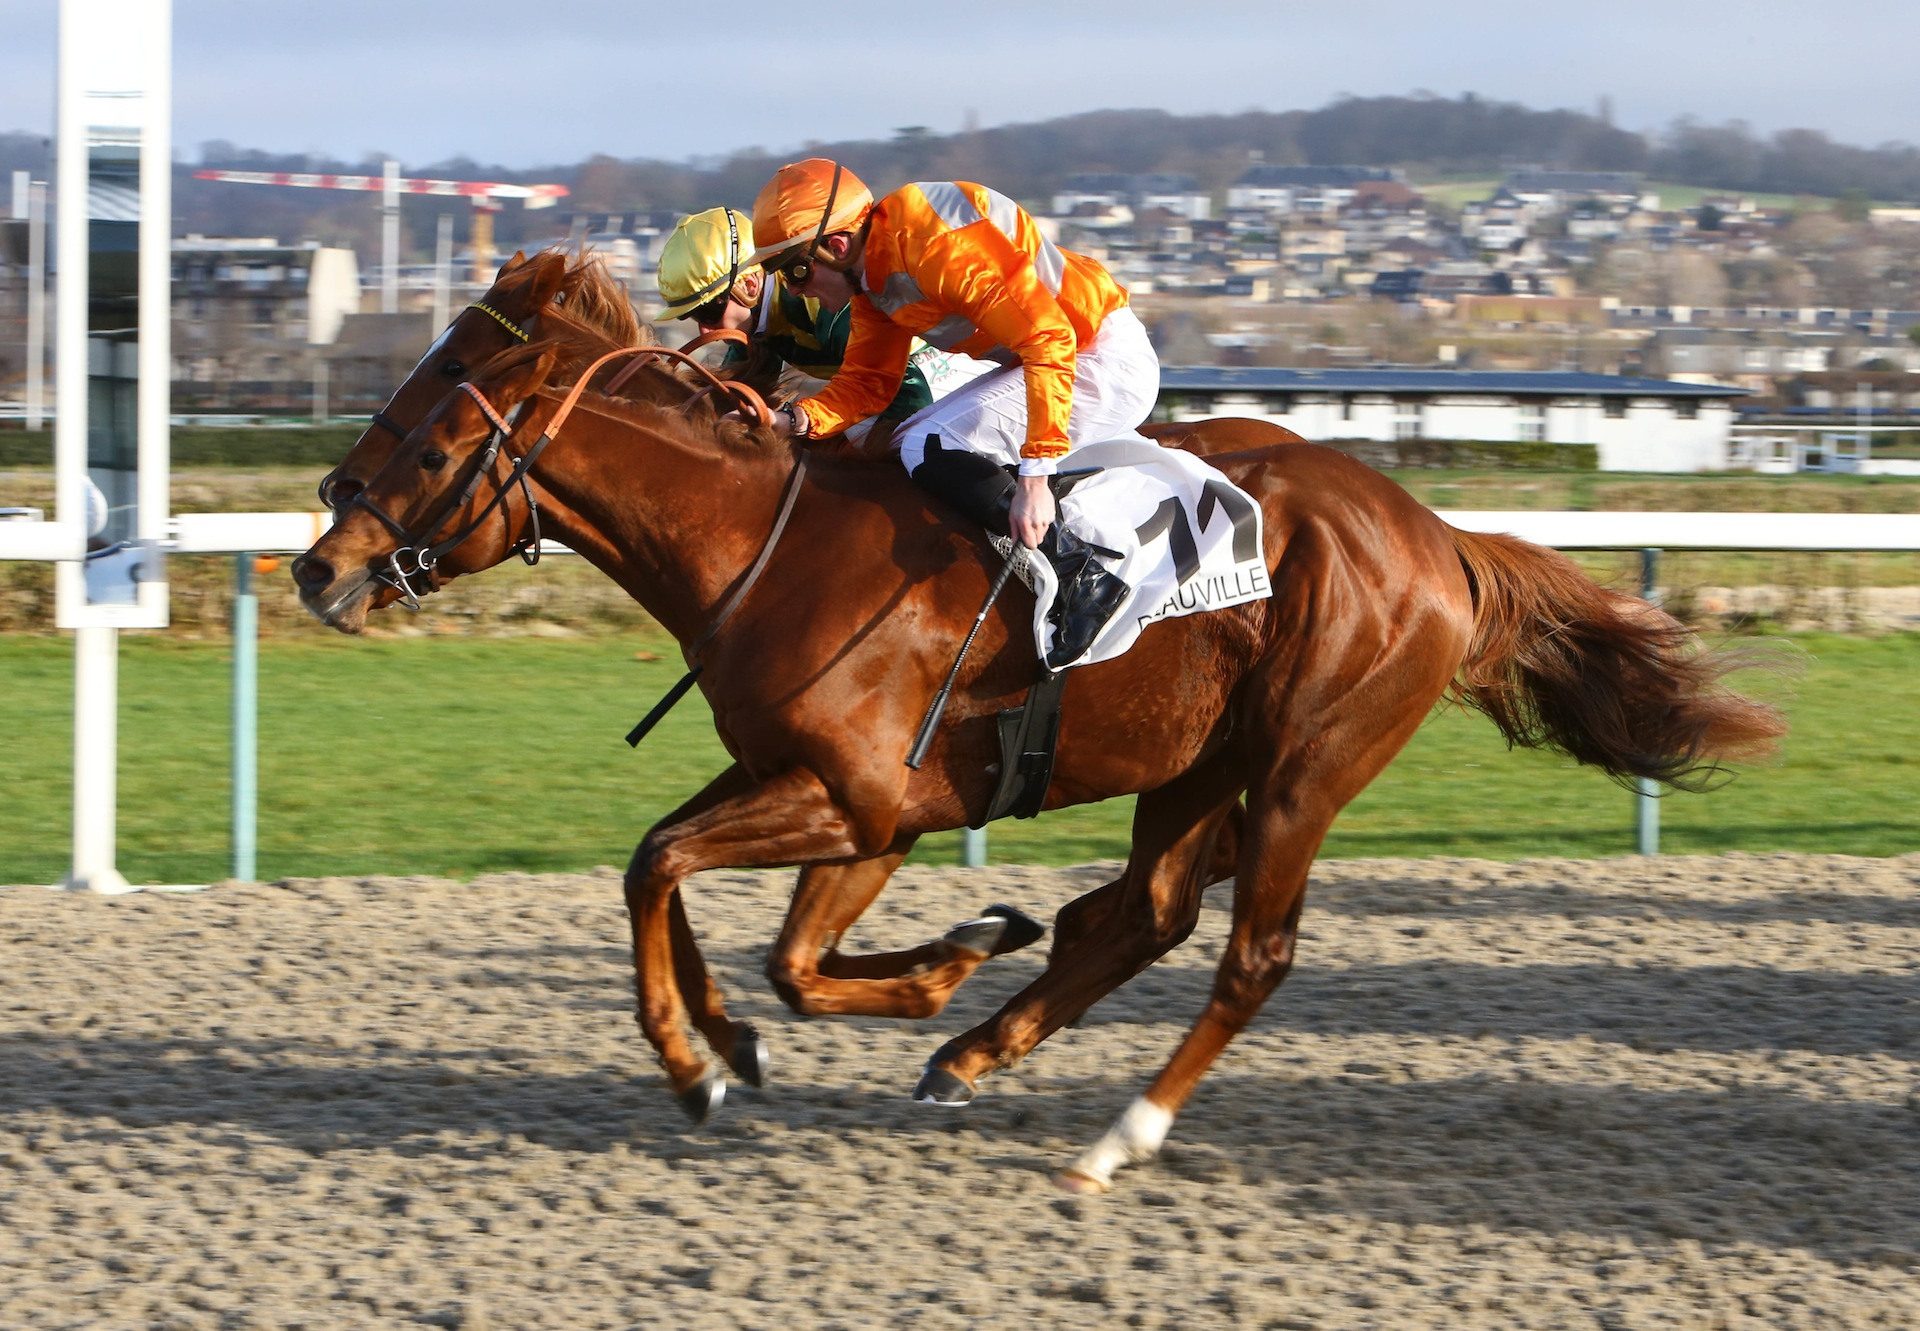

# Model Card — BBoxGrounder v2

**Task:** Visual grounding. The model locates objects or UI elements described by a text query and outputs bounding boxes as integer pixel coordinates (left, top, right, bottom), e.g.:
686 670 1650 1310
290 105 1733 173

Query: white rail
7 509 1920 561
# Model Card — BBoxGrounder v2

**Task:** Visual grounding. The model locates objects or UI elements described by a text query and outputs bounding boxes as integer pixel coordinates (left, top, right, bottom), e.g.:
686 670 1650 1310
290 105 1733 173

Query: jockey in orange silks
748 158 1161 669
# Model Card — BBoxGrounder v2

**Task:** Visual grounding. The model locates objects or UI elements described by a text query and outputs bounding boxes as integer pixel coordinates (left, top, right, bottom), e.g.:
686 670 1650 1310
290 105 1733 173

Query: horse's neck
524 404 796 645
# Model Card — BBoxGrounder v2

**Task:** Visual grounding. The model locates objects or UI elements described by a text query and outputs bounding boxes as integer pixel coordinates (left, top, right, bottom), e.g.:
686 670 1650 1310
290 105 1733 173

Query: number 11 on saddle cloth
1019 437 1271 669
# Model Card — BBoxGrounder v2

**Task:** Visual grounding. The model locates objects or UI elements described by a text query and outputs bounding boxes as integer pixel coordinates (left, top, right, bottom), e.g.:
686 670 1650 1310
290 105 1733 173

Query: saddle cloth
1000 437 1273 669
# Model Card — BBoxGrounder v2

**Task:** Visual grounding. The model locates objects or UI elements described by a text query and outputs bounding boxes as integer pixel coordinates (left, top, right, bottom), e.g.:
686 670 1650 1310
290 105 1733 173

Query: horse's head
315 250 571 523
292 342 561 633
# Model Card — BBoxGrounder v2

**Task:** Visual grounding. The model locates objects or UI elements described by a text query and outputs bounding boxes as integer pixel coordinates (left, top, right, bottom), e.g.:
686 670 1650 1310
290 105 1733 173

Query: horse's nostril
292 554 335 593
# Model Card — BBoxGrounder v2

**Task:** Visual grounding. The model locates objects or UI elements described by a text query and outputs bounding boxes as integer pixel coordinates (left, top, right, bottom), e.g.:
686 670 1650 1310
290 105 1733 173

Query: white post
381 158 399 314
66 625 131 892
55 0 173 891
26 178 47 431
8 170 22 218
432 211 452 332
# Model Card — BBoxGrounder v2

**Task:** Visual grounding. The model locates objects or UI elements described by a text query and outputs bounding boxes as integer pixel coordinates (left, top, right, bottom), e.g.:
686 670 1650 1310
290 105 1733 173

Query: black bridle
318 299 535 513
346 381 553 611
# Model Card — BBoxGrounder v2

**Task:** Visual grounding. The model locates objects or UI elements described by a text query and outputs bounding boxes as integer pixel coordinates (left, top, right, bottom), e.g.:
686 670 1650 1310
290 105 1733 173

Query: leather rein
341 338 802 686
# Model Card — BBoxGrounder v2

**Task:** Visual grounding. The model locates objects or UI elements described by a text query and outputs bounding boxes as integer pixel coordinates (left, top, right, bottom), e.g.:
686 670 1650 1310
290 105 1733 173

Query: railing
7 509 1920 883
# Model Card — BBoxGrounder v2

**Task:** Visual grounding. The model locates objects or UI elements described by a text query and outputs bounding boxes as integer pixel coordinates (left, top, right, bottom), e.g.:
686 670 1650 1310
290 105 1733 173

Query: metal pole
1635 547 1660 855
960 827 987 868
66 625 130 892
231 553 258 882
26 178 46 431
381 159 399 315
431 212 452 333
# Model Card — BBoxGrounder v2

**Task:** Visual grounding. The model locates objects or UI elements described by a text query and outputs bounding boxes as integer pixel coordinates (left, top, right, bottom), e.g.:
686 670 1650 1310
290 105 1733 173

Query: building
171 237 362 410
1227 165 1398 218
1051 173 1211 221
1499 170 1654 213
1155 367 1746 471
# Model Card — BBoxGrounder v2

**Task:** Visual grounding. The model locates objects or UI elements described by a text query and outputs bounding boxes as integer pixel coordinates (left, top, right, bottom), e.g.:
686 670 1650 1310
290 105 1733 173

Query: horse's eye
420 450 449 472
439 360 466 379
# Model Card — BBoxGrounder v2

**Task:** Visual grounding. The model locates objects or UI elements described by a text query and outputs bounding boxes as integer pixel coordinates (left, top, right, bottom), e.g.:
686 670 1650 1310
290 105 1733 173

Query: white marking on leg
1064 1096 1172 1189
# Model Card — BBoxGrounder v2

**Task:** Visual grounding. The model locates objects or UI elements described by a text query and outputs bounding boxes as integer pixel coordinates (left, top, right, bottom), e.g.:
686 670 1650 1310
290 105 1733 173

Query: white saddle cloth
1002 437 1273 669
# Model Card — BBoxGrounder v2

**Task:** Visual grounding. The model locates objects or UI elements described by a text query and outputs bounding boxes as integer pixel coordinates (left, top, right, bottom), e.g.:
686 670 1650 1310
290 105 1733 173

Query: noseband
352 381 551 610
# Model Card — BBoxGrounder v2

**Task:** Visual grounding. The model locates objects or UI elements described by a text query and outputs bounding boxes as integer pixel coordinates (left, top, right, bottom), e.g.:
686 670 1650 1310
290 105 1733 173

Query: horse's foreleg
625 766 880 1119
650 764 769 1086
914 752 1247 1104
766 849 1045 1019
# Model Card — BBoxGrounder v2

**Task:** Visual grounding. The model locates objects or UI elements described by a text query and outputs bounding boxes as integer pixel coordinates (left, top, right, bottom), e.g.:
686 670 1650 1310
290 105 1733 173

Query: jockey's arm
921 226 1079 478
794 298 915 438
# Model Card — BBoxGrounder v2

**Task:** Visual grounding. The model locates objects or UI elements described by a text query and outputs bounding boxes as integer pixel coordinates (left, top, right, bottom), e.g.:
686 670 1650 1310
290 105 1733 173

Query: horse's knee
766 951 818 1015
624 830 689 902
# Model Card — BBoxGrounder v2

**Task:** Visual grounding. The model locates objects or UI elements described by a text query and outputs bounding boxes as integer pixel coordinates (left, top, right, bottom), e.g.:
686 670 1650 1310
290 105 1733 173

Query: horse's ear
495 250 528 282
473 343 559 415
524 251 567 310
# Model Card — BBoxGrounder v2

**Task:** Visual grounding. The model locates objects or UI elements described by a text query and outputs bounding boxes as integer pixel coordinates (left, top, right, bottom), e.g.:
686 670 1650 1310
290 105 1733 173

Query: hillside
6 94 1913 253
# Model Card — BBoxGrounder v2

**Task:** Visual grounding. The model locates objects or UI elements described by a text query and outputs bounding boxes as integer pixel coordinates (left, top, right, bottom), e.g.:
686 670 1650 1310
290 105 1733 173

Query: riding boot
910 434 1129 668
1037 525 1130 669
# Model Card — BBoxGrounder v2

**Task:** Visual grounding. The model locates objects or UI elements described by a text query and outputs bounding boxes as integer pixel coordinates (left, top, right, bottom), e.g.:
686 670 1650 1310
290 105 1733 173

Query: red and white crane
192 160 570 311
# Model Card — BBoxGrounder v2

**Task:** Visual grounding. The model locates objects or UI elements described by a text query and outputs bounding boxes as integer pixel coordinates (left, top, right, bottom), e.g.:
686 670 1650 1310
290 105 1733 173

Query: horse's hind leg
1057 637 1455 1193
914 751 1247 1102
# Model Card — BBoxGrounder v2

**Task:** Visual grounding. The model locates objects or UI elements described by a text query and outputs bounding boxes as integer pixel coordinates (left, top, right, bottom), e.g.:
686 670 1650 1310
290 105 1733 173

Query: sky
5 1 1920 171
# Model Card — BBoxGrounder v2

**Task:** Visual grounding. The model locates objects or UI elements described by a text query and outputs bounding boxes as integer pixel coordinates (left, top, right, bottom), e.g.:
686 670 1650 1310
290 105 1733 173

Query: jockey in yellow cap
747 159 1160 669
655 205 940 434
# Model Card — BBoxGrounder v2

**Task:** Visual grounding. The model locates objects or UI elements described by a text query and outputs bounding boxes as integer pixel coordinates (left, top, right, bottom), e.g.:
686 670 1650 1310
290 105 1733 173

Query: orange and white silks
795 181 1130 468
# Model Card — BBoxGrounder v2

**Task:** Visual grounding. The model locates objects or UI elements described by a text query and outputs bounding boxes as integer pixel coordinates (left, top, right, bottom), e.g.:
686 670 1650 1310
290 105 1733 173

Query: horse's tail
1446 526 1787 791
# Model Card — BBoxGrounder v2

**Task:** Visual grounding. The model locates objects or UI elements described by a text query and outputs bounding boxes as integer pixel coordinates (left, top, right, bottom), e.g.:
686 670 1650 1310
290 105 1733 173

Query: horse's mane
497 247 763 413
539 248 653 353
535 374 781 463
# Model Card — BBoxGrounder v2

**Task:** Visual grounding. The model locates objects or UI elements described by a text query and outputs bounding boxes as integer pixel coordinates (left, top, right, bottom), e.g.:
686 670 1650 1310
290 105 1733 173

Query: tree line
4 95 1917 257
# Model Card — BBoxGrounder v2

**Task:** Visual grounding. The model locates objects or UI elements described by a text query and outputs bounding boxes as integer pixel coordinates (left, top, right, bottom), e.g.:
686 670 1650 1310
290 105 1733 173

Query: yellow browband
468 301 531 343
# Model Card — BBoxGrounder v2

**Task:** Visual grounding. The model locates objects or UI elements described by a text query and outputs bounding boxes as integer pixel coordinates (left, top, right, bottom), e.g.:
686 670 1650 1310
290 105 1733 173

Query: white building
1226 165 1398 218
1051 172 1211 222
1155 367 1746 472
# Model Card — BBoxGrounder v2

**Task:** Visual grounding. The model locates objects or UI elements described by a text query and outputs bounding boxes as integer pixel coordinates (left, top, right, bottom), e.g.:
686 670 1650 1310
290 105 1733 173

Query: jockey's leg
904 433 1131 668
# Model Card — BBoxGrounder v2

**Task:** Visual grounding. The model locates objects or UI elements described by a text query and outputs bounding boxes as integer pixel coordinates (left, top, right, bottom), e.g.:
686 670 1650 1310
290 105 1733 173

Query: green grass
2 632 1913 886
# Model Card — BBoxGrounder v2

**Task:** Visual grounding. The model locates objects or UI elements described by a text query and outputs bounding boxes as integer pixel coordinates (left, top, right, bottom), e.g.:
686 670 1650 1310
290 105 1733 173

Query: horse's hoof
1052 1167 1112 1195
675 1074 726 1124
727 1024 769 1089
983 903 1046 955
943 914 1009 959
912 1064 975 1106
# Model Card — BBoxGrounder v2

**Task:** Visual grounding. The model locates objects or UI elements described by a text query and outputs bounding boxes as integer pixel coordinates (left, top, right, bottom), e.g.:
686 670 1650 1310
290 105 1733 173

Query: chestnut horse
329 247 1262 1095
292 337 1784 1192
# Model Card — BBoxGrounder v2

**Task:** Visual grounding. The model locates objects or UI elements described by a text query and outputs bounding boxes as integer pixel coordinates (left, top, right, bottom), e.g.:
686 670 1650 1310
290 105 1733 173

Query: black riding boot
1037 525 1130 669
909 434 1130 669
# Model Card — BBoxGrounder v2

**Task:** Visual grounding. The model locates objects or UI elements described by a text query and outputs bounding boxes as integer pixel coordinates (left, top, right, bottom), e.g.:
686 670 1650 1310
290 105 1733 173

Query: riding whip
906 544 1023 770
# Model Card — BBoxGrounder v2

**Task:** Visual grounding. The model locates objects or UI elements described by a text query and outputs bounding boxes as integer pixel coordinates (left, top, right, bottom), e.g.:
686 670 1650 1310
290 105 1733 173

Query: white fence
4 507 1913 561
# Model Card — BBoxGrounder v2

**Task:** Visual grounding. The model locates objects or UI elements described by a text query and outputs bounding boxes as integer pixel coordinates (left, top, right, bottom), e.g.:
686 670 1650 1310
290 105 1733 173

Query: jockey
746 159 1159 670
655 205 938 435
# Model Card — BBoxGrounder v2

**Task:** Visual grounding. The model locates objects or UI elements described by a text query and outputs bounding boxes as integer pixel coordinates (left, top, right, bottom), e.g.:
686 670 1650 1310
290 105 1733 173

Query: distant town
7 135 1920 475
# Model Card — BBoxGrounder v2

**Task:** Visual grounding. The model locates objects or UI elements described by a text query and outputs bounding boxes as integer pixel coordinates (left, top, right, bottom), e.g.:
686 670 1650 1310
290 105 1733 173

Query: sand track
4 853 1918 1329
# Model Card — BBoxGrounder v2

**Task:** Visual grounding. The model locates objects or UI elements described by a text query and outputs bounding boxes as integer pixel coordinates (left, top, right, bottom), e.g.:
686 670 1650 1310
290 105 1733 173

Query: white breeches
894 306 1160 477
